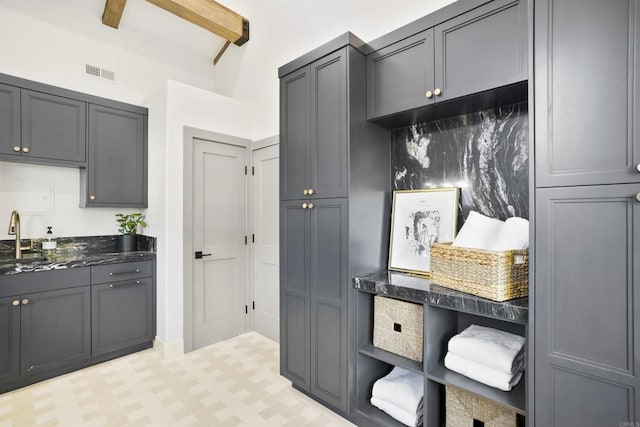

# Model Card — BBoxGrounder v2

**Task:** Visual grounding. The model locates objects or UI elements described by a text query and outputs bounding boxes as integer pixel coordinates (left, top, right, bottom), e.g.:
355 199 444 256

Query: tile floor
0 332 355 427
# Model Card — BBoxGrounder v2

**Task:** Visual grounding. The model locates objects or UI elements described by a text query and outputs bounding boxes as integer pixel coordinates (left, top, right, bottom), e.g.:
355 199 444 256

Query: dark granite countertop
353 270 528 324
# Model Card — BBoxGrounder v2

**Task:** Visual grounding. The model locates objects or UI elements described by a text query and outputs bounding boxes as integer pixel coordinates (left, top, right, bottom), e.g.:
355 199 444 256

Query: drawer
0 267 90 298
91 261 152 284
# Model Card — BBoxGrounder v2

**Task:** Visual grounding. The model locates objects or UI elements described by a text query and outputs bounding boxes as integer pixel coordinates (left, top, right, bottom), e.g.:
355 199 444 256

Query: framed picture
388 188 459 276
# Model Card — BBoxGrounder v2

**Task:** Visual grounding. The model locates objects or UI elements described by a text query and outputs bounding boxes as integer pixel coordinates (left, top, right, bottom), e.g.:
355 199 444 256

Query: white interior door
193 138 247 349
252 144 280 342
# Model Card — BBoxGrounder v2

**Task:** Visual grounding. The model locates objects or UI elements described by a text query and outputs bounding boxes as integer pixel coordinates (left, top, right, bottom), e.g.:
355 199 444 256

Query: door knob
13 146 20 152
434 88 442 96
307 189 315 195
21 298 29 305
195 251 212 259
425 90 433 98
302 203 308 209
12 300 20 307
308 203 314 209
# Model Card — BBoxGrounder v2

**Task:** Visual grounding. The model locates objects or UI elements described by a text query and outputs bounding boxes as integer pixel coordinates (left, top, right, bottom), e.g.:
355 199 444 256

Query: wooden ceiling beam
144 0 249 45
102 0 128 29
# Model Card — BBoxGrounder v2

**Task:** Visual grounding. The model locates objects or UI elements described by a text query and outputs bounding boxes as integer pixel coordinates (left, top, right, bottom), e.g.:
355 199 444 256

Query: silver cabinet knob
425 90 433 98
22 147 30 153
308 203 314 209
434 88 442 96
303 189 309 195
13 146 20 152
21 298 29 305
307 189 314 195
302 203 308 209
89 195 96 201
12 300 20 307
636 193 640 202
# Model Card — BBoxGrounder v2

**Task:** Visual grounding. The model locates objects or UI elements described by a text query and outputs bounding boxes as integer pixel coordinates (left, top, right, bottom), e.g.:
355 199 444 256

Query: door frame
183 126 251 353
248 135 279 338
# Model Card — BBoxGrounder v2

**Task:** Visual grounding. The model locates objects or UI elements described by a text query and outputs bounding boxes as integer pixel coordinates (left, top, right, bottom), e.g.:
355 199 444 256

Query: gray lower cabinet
0 83 20 157
280 48 348 201
82 104 147 207
535 184 640 425
0 296 20 384
20 89 87 165
367 0 527 120
535 0 640 187
20 286 92 378
92 278 154 357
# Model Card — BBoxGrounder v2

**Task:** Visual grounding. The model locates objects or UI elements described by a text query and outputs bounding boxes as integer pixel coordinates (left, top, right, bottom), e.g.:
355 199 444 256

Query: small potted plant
116 213 147 252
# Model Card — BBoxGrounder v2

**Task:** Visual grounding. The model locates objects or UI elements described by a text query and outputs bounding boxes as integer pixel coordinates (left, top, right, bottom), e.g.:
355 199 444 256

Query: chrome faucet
7 210 30 259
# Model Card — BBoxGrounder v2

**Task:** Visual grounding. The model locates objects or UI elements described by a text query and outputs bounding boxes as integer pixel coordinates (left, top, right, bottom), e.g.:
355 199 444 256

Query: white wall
0 0 456 348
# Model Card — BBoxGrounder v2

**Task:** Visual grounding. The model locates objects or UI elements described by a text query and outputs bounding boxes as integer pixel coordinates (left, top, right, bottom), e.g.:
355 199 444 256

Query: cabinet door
280 200 311 390
535 0 640 187
367 29 435 120
21 89 86 164
280 67 311 201
310 49 348 199
86 104 147 207
92 278 154 357
0 297 20 385
309 198 348 411
20 286 91 377
434 0 527 102
0 83 20 157
535 184 640 425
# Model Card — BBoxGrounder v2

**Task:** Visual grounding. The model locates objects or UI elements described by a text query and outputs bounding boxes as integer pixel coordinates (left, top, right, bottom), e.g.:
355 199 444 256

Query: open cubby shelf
427 363 526 415
357 403 415 427
358 343 424 374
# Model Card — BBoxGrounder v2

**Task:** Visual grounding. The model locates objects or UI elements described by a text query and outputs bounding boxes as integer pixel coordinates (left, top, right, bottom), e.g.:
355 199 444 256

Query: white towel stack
444 325 525 392
452 211 529 251
370 366 424 426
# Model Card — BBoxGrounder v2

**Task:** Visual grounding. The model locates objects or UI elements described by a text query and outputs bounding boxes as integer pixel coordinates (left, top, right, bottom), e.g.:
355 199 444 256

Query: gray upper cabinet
20 286 92 378
21 89 87 165
535 184 640 425
83 104 147 207
535 0 640 187
0 296 20 385
0 83 20 157
367 0 527 120
367 30 435 119
434 0 527 102
280 49 349 200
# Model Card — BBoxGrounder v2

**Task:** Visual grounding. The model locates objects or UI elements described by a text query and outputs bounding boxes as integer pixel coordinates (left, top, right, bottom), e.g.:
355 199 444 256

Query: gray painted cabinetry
533 0 640 425
0 83 21 157
0 296 20 385
81 104 148 208
367 0 527 120
279 35 390 417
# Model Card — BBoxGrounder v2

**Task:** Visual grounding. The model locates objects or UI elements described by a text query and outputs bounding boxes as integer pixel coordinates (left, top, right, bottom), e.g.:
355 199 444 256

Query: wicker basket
446 385 521 427
373 296 424 362
430 242 528 302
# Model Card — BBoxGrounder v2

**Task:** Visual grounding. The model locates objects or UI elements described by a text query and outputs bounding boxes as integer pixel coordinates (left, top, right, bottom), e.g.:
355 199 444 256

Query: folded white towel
490 217 529 251
444 352 524 391
447 325 526 374
371 366 423 415
371 396 421 427
452 211 504 250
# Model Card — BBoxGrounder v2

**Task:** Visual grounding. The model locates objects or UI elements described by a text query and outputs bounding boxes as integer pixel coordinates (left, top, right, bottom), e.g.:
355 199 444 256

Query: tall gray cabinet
279 34 390 416
533 0 640 425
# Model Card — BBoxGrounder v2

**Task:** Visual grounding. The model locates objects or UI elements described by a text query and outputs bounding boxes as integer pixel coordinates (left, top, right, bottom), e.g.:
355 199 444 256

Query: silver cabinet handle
109 280 141 288
109 269 141 276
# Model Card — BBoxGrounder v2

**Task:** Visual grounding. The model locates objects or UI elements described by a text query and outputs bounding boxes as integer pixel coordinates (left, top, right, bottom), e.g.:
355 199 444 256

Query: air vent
84 64 116 82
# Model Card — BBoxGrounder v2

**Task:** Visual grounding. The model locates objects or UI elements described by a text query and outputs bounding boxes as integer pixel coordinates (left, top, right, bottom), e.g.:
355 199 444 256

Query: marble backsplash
0 234 156 255
392 102 529 222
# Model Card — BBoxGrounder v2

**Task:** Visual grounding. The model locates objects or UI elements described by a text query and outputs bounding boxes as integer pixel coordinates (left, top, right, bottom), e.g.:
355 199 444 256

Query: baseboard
154 337 184 359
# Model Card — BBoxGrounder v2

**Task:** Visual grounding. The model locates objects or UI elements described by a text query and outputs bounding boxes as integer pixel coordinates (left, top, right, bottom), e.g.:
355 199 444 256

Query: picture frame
388 188 459 276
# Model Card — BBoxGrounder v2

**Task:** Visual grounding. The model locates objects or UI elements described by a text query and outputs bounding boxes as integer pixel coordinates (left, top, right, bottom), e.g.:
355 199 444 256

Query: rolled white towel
444 352 524 392
447 325 525 375
490 217 529 251
371 366 423 415
370 396 420 427
452 211 504 250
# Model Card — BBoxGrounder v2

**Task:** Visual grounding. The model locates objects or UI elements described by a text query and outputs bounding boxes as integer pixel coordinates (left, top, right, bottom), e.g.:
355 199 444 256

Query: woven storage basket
430 243 529 302
446 385 521 427
373 296 424 362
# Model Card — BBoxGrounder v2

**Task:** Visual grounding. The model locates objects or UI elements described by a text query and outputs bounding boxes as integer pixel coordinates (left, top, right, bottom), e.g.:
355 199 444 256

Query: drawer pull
109 269 141 276
109 280 141 288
